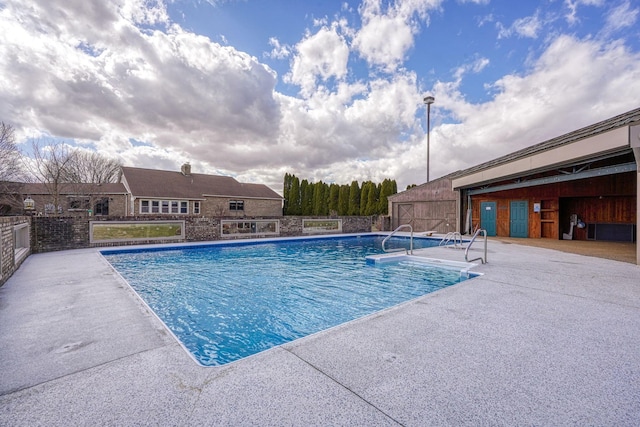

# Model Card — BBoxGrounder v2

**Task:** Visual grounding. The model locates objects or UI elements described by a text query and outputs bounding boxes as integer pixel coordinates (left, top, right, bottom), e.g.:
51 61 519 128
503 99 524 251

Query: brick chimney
181 162 191 176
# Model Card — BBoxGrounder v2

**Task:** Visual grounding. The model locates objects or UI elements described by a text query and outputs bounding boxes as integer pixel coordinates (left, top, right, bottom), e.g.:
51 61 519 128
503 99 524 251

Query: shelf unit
539 199 558 239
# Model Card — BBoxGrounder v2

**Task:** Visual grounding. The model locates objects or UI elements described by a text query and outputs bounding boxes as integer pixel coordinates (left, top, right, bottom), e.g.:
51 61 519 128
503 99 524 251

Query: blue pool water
102 235 475 366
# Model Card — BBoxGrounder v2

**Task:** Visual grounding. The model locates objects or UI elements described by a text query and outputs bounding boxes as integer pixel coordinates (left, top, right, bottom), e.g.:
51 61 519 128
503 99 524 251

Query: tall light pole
423 95 435 183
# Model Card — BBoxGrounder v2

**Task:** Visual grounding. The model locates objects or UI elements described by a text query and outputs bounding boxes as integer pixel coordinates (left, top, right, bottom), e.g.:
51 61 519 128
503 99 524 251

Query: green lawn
92 223 183 240
303 220 340 230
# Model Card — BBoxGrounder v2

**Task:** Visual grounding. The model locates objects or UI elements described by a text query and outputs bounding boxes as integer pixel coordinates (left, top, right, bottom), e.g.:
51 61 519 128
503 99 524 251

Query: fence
30 215 379 253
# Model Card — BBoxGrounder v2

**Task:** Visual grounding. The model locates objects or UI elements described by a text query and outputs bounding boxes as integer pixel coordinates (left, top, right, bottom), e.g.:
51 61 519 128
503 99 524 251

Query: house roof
121 166 283 200
454 107 640 179
11 182 127 195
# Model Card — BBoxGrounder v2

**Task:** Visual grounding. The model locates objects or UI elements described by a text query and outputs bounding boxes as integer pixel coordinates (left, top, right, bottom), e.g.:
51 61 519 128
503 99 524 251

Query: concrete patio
1 237 639 426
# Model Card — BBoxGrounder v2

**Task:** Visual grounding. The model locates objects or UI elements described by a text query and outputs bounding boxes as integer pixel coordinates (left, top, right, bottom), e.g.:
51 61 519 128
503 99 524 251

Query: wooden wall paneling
497 199 510 236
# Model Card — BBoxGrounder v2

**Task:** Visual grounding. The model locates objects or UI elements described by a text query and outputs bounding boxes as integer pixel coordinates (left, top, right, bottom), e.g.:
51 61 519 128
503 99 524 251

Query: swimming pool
102 235 477 366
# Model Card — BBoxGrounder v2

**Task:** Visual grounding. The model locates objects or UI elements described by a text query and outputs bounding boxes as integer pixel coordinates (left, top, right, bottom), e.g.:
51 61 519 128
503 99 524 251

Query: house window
229 200 244 211
13 223 29 264
69 197 90 211
95 198 109 216
139 199 190 214
193 201 200 214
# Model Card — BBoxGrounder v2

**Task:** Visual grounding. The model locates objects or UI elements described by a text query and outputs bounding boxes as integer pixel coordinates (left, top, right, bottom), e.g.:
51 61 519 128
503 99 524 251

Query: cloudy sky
1 0 639 193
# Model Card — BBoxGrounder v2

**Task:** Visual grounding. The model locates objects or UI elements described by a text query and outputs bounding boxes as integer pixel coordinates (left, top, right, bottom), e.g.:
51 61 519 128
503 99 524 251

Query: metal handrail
382 224 413 255
439 231 463 248
465 228 487 264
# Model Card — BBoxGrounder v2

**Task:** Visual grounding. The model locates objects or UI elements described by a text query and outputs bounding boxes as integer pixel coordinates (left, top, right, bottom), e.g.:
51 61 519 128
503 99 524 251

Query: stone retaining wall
30 215 376 253
0 216 31 287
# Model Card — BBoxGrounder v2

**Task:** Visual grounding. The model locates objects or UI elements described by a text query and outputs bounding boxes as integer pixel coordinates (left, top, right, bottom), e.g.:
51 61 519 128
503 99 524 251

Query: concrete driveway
1 238 639 426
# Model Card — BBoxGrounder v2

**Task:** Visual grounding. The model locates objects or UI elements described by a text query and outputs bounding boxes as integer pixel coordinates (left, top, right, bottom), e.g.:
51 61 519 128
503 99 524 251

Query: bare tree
62 150 123 215
26 140 122 215
63 150 122 184
27 140 77 214
0 122 27 213
0 122 23 181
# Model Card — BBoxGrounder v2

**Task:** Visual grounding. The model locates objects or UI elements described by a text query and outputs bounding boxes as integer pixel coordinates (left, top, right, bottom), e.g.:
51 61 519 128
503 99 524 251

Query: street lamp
423 95 435 183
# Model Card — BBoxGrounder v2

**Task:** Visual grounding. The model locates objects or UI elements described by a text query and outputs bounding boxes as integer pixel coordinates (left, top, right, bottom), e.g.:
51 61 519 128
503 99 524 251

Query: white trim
452 126 630 189
13 222 30 265
134 196 206 201
139 199 191 214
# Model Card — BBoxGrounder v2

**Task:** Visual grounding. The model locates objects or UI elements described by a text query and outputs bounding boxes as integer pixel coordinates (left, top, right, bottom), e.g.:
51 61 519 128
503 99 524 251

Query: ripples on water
104 236 470 366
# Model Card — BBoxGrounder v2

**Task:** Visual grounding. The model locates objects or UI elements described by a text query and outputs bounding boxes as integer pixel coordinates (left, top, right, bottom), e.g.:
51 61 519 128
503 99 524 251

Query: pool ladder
465 228 487 264
382 224 413 255
439 232 464 249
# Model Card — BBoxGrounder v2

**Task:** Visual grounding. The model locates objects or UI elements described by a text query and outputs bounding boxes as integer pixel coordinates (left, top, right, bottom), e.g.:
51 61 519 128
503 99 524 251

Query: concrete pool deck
1 238 639 426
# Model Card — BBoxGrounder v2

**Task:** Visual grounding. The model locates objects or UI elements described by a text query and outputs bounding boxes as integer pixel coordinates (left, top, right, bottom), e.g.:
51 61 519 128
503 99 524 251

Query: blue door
480 202 497 236
510 201 528 238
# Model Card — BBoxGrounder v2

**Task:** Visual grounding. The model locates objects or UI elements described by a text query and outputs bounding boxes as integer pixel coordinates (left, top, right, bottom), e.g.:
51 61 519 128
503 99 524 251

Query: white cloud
427 35 640 181
497 12 543 39
120 0 169 26
564 0 605 26
2 0 640 195
265 37 291 59
603 0 638 35
352 0 442 72
477 14 494 27
453 56 490 80
284 23 350 97
0 0 281 164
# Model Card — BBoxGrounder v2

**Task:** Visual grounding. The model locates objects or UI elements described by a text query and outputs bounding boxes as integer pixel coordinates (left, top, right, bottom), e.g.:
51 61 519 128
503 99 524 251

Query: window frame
139 199 192 214
13 222 30 264
94 198 109 216
229 200 245 211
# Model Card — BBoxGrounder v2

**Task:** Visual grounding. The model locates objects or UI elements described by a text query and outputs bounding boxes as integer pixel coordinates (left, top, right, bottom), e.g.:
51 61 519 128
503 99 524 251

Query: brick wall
0 216 31 287
30 215 375 253
24 193 129 217
200 196 282 217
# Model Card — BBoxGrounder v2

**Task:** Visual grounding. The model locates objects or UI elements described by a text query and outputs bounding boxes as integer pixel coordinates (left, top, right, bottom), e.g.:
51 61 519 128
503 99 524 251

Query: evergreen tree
378 179 398 215
348 180 361 215
338 184 350 215
288 176 301 214
360 181 370 216
365 182 379 215
282 172 398 216
300 180 313 215
321 182 330 215
313 181 325 215
328 183 340 214
282 173 292 214
378 179 389 214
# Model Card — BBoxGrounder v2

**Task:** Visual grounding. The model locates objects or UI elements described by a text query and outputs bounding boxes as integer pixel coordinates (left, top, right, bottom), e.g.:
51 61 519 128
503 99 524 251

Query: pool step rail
465 228 487 264
382 224 414 254
439 232 465 249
